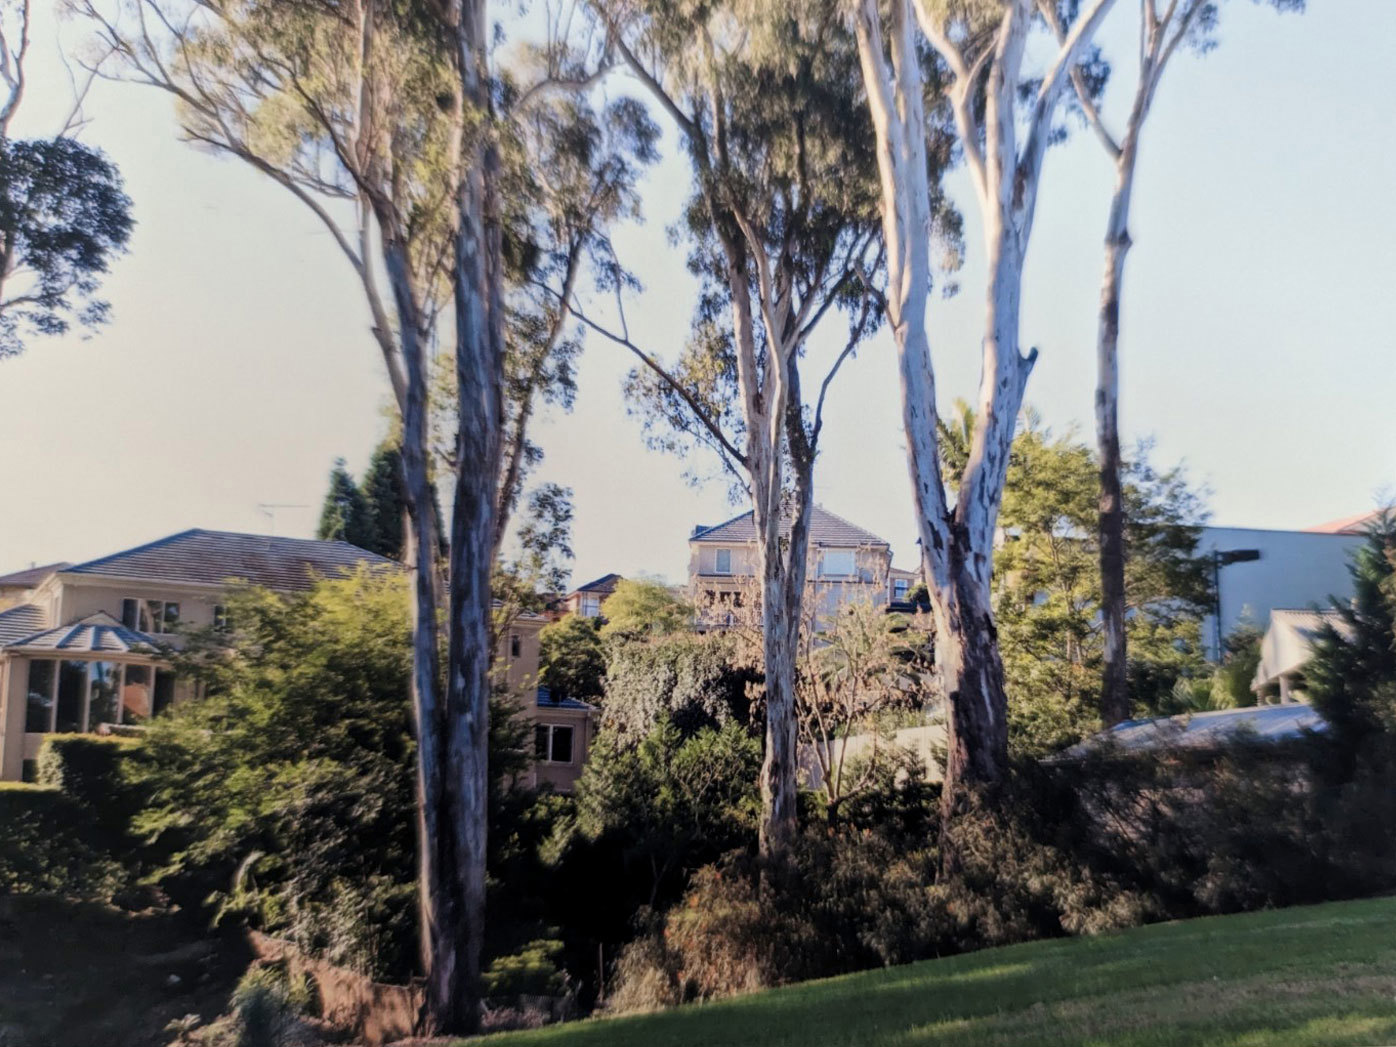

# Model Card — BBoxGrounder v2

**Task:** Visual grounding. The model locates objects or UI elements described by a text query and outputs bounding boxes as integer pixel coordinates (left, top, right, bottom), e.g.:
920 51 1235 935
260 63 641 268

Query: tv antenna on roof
256 503 309 537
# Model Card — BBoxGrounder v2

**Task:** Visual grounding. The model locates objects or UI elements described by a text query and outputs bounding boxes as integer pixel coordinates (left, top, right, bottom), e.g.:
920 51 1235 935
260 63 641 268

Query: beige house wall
1 658 24 782
690 541 895 626
51 576 224 639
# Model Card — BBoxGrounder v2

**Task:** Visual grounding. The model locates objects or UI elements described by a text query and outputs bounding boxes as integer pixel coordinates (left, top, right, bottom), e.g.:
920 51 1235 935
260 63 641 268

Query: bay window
23 658 176 733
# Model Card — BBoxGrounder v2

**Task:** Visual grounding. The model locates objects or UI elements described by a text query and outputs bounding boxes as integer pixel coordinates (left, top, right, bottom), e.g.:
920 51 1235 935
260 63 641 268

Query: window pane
550 726 574 764
121 599 139 630
715 549 731 574
153 670 176 716
56 661 88 733
534 725 550 761
510 634 521 658
25 660 54 733
821 550 855 577
144 600 162 633
162 603 181 632
88 662 120 729
122 664 152 724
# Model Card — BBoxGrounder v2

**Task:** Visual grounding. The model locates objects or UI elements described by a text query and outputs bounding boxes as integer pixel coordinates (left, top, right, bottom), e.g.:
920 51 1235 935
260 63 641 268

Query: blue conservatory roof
4 612 161 655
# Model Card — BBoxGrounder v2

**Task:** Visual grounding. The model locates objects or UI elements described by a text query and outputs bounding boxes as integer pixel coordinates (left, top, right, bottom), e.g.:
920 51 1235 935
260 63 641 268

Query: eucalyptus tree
1045 0 1301 727
0 0 132 358
851 0 1114 819
585 0 892 858
73 0 650 1030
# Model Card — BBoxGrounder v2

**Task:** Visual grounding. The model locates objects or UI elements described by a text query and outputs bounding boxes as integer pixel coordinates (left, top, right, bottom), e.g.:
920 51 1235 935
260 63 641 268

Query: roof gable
690 506 888 547
62 529 396 592
0 562 70 589
572 573 623 595
0 604 48 646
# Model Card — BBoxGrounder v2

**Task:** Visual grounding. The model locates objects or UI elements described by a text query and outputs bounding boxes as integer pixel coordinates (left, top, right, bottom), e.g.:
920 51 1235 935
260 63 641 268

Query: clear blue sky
1 1 1391 586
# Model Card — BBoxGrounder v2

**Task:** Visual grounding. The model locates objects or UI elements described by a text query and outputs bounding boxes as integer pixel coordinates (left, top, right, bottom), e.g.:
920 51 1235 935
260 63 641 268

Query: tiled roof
571 573 623 596
690 506 888 547
4 612 160 655
0 562 70 588
536 686 597 711
0 604 48 645
62 529 395 592
1067 703 1325 757
1305 509 1386 535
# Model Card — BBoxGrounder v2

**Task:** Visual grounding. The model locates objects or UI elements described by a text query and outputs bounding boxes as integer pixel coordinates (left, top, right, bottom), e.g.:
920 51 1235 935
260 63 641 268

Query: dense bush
0 782 122 898
601 633 754 738
36 734 144 858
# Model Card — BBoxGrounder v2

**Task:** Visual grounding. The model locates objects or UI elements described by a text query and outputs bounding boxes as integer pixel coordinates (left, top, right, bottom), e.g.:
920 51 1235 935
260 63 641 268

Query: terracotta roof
690 506 888 547
4 612 160 655
0 562 70 588
62 529 394 592
1305 509 1386 534
0 604 48 645
571 573 623 596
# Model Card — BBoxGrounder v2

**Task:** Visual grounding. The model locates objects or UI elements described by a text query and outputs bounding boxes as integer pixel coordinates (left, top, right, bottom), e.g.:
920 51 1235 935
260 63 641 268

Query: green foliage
0 783 122 898
132 570 419 980
601 632 751 738
36 734 145 859
316 457 374 549
560 719 759 914
482 939 568 999
0 136 134 358
960 409 1211 754
361 439 407 560
539 614 606 701
1305 514 1396 760
232 966 298 1047
598 579 691 641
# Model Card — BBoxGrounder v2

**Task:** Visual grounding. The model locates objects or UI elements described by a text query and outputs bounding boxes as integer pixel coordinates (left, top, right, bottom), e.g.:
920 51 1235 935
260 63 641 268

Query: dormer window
715 548 732 575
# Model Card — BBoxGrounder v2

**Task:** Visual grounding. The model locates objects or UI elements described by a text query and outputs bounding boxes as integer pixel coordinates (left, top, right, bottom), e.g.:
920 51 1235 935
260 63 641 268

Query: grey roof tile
690 506 888 547
5 611 160 655
1067 703 1325 757
0 604 48 645
63 529 395 592
0 562 70 588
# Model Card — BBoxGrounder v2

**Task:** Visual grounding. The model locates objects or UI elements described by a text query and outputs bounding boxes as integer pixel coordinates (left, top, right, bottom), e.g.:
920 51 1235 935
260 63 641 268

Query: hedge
0 783 121 897
35 734 145 858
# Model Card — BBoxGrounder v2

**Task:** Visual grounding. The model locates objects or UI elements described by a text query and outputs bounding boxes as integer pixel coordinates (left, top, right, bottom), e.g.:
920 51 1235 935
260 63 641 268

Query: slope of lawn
475 896 1396 1047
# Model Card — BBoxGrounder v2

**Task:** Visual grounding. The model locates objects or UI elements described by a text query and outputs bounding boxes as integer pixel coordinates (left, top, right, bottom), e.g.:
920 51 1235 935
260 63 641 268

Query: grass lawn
474 896 1396 1047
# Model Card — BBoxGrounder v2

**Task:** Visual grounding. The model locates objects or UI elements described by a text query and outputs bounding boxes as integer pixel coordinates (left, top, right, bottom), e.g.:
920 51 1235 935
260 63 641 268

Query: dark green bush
0 782 122 897
36 735 144 857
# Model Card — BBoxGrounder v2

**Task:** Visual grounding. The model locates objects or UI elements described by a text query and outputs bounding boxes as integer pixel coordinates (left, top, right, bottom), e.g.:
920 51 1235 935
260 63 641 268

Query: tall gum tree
851 0 1115 823
73 0 648 1031
582 0 902 858
1044 0 1302 726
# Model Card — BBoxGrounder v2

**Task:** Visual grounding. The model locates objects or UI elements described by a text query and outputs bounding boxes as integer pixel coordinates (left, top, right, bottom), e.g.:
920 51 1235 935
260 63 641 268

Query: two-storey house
687 506 918 629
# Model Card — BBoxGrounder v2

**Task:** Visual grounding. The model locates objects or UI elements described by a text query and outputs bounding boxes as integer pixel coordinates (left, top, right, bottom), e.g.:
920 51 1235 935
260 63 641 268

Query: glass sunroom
5 612 174 739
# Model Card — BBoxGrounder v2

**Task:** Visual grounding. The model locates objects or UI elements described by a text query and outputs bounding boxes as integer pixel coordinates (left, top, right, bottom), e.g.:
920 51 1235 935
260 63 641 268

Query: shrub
0 782 121 898
602 633 753 739
232 966 298 1047
36 734 144 857
482 939 568 998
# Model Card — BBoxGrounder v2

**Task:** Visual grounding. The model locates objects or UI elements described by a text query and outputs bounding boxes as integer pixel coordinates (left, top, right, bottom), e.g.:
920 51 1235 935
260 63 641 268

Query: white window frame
894 578 909 599
534 723 576 765
819 549 856 578
714 548 732 575
26 658 160 734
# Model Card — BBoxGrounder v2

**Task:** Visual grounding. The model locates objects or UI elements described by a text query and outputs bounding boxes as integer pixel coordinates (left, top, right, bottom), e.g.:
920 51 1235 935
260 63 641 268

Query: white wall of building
1200 526 1364 659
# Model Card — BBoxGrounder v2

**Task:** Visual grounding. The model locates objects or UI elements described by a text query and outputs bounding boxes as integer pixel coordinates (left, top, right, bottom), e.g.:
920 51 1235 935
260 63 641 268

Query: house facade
564 573 623 619
687 506 916 629
0 529 395 781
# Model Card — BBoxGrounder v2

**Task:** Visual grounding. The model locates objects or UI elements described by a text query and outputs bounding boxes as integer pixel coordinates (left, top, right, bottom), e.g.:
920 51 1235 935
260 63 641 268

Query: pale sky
1 2 1392 587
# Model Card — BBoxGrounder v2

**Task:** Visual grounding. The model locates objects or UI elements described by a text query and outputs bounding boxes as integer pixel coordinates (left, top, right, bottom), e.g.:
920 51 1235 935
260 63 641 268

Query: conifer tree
362 440 407 560
317 458 373 550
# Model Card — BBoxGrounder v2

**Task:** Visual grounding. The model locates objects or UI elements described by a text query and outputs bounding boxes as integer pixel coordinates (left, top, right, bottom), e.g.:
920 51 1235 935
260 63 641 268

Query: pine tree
317 458 373 550
1306 513 1396 761
361 440 407 560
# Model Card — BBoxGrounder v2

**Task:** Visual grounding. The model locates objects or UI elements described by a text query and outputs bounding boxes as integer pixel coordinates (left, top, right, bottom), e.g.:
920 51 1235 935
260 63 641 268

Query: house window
124 599 180 634
714 548 732 575
894 579 910 600
55 661 88 732
510 633 521 658
153 670 176 717
820 550 856 578
213 605 231 632
87 662 120 729
25 660 55 733
122 665 152 723
534 724 575 764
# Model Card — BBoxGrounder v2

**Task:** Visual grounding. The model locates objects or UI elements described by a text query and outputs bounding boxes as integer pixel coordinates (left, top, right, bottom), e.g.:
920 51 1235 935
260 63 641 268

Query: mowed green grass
473 897 1396 1047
